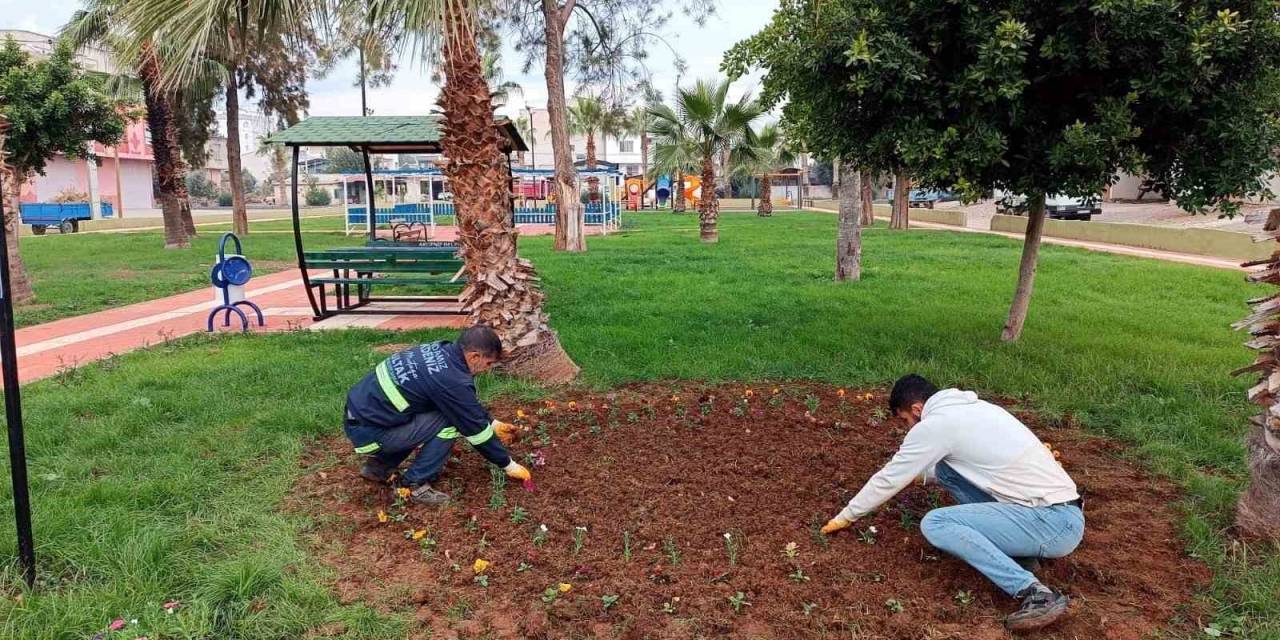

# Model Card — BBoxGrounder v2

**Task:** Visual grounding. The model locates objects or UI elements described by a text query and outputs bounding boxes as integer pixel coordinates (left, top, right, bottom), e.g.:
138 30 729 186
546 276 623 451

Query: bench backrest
303 247 463 275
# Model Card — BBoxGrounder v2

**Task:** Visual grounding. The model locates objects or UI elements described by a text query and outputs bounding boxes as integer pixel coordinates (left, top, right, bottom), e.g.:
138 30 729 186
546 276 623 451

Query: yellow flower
473 558 491 574
558 582 572 593
568 401 578 410
412 529 427 541
744 388 754 397
771 387 780 395
517 409 527 419
836 388 846 398
377 510 389 523
671 395 680 403
396 487 411 499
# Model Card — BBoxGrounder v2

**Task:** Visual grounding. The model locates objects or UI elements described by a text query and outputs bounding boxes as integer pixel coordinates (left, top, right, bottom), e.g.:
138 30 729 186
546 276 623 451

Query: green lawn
13 225 353 328
2 211 1277 638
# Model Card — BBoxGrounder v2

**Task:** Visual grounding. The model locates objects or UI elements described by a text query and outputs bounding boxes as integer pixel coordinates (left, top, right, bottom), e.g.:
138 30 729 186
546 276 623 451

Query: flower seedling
626 412 639 423
663 537 681 565
802 602 818 616
789 568 811 583
572 526 588 555
477 533 490 551
953 590 974 606
517 561 533 573
885 599 904 614
869 406 889 427
541 587 560 604
464 515 479 533
782 541 799 560
474 574 489 588
601 594 620 610
510 506 530 524
535 424 551 446
418 535 438 554
622 531 633 562
489 467 508 510
728 591 751 614
804 394 820 415
661 599 679 614
532 524 549 547
723 531 742 566
857 525 879 545
810 516 831 549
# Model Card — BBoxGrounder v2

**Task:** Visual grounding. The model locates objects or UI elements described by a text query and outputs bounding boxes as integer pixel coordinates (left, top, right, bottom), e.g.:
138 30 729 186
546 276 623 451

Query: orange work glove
820 516 853 535
504 460 532 482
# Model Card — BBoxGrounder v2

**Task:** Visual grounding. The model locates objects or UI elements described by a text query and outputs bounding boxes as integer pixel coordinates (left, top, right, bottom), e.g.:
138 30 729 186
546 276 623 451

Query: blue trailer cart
19 202 113 235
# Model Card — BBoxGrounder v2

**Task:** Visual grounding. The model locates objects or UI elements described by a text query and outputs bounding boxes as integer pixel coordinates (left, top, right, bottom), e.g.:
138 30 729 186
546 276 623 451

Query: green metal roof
266 115 527 153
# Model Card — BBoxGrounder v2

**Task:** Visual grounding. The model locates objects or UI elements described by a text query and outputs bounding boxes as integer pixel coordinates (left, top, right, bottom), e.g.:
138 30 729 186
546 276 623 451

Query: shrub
305 187 332 206
217 191 233 207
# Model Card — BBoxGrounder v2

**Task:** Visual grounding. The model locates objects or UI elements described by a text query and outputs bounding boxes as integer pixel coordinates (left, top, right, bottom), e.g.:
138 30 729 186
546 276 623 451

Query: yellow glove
820 516 853 535
504 460 531 482
494 420 519 444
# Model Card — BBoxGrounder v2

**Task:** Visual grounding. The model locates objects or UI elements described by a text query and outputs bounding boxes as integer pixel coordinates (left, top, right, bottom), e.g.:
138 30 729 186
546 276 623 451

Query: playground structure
647 174 703 209
206 232 264 333
337 167 623 237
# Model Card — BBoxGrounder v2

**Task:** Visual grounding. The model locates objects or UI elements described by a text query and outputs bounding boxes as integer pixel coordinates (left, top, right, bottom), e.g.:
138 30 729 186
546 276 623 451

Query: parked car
994 191 1100 221
884 188 957 209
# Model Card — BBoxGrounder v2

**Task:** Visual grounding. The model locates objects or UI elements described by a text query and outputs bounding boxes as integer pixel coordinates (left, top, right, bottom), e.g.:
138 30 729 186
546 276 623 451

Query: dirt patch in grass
292 382 1208 640
372 342 414 355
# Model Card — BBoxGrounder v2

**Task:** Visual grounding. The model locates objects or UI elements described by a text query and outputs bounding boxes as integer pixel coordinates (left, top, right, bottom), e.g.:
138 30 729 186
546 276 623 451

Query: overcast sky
5 1 777 119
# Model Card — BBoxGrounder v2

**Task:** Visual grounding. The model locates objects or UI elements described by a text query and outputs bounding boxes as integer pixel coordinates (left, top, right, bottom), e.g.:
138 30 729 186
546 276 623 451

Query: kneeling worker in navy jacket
343 325 529 505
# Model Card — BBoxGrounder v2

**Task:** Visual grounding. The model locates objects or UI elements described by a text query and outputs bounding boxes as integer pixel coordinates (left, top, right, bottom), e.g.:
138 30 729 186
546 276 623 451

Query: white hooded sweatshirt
838 389 1079 523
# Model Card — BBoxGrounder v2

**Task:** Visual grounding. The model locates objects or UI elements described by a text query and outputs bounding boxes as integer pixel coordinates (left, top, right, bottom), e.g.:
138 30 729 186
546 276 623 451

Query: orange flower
744 388 754 398
473 558 491 574
1053 450 1062 460
517 409 527 419
377 510 389 523
771 387 780 395
671 395 680 403
396 487 412 499
568 401 578 410
836 389 846 398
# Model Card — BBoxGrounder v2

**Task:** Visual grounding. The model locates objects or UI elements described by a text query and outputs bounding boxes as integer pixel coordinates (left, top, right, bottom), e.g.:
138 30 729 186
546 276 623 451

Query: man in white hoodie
819 374 1084 632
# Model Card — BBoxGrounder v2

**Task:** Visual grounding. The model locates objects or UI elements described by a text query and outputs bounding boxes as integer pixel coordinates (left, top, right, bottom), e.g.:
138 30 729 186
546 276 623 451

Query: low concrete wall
806 200 968 227
990 214 1269 261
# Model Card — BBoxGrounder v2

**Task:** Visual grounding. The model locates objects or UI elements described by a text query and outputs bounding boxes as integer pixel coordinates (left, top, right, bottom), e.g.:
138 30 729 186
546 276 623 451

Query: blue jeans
344 410 455 486
920 461 1085 596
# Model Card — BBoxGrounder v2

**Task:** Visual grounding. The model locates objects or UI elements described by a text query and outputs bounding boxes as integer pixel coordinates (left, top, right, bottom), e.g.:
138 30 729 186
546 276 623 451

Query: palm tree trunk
698 155 719 243
891 167 910 230
0 119 34 303
674 170 686 212
440 1 579 384
1001 194 1046 342
639 132 648 209
835 158 861 281
225 74 248 236
758 174 773 217
860 169 874 226
1238 211 1280 540
542 0 585 252
139 44 190 249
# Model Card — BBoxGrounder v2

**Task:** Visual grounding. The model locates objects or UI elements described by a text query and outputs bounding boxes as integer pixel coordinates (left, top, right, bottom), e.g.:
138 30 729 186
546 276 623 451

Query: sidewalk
810 206 1244 271
12 268 466 384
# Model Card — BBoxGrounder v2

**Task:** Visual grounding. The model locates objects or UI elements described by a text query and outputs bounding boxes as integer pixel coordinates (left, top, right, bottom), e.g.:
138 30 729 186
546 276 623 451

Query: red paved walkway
14 268 467 384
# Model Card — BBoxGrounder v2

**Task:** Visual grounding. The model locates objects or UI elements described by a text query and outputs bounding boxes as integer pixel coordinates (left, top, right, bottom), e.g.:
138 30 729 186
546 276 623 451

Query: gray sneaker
403 482 450 506
1006 586 1070 633
359 458 397 484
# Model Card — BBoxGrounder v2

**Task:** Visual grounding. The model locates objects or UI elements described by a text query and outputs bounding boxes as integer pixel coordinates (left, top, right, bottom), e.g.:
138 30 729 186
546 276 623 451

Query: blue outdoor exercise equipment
207 232 264 332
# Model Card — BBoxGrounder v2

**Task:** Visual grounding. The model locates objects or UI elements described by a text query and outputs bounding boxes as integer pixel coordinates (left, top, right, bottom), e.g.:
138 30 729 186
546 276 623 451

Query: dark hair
457 325 504 359
889 374 939 413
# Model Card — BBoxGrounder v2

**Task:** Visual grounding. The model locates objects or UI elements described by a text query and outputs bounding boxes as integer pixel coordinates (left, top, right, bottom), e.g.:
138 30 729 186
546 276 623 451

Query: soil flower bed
294 383 1208 639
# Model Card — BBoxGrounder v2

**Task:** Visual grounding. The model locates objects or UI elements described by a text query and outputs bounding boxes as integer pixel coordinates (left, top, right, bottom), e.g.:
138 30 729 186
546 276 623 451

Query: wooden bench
301 245 467 318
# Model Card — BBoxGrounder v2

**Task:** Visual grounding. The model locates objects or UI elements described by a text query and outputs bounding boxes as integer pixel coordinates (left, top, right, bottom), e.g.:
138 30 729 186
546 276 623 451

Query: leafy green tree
649 78 761 243
0 38 124 302
184 171 217 199
241 169 258 194
325 147 367 173
728 0 1280 339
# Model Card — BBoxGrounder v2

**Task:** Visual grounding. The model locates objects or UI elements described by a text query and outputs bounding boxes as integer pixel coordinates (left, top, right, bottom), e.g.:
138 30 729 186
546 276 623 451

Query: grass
13 225 353 328
1 211 1278 637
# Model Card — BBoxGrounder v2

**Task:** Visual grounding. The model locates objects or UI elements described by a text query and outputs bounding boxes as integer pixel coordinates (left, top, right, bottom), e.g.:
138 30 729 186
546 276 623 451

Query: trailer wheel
59 220 75 234
31 225 46 236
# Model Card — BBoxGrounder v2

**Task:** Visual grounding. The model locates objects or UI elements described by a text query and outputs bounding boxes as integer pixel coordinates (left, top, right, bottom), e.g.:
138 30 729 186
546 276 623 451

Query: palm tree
733 123 794 217
482 49 522 108
648 115 698 213
513 114 533 168
125 0 578 382
649 79 762 243
568 95 620 201
61 0 196 249
623 105 653 208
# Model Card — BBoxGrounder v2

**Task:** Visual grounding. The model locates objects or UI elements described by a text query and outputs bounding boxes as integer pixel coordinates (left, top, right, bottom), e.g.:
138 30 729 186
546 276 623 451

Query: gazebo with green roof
263 115 527 319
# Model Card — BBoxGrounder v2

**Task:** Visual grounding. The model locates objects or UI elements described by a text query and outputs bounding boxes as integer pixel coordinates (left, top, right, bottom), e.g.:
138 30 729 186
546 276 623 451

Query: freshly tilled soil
293 382 1209 639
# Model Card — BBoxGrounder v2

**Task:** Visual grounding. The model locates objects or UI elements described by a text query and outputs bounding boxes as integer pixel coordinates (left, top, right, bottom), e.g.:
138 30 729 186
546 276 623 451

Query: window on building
619 140 634 153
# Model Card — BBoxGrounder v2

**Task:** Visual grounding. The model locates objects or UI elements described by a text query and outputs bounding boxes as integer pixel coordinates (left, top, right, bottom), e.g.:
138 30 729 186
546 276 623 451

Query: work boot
401 482 450 507
1014 557 1042 572
1006 585 1070 633
359 458 397 484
